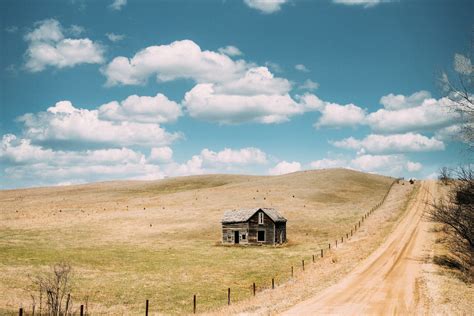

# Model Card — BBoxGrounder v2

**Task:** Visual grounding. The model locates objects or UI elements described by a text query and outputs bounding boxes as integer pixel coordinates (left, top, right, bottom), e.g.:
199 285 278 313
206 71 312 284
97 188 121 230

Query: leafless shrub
30 262 74 315
429 166 474 281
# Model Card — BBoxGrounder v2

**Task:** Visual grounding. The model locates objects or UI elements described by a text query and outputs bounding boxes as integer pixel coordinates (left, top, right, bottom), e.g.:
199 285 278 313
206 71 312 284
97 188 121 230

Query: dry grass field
1 168 398 314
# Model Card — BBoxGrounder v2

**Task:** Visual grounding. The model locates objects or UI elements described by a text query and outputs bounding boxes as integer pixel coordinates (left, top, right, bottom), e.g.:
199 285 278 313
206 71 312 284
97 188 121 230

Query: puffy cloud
164 147 268 177
109 0 127 11
309 153 423 176
200 147 267 166
18 101 181 147
98 93 182 124
299 79 319 91
1 135 166 186
183 83 303 124
297 93 326 111
243 0 288 14
350 154 422 175
295 64 310 72
379 90 431 110
367 95 460 133
331 133 445 154
268 161 301 175
406 161 422 172
310 158 348 169
106 32 125 42
214 67 291 96
434 124 465 142
315 103 366 128
148 147 173 163
102 39 249 86
332 0 385 7
24 19 104 72
218 45 243 56
1 134 54 164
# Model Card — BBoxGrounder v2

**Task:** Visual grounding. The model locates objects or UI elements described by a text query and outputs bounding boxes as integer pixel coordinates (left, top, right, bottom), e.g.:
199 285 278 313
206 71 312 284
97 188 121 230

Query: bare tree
429 166 474 280
30 262 74 315
438 166 452 185
439 35 474 150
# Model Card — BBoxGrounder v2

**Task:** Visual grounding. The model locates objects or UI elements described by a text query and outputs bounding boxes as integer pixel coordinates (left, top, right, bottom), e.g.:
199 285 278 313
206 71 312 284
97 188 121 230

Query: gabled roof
222 207 287 224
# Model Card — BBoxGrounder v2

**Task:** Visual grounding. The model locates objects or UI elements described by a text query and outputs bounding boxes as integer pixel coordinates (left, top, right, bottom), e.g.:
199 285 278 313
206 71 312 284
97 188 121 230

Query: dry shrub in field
29 262 74 315
429 167 474 281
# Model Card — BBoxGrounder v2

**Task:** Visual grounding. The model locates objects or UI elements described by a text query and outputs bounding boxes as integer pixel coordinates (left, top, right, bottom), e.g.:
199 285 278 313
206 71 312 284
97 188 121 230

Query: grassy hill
0 169 394 314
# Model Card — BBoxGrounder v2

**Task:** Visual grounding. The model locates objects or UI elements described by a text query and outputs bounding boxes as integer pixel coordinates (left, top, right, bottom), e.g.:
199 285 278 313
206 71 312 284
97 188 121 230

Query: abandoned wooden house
221 208 287 245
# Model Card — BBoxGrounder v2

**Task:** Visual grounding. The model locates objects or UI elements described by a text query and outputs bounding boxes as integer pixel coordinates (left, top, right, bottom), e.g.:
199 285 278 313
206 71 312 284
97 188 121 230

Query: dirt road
283 181 435 316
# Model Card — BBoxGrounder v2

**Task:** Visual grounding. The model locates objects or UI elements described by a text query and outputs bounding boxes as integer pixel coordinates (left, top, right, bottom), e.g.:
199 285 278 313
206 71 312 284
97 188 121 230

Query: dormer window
258 212 264 225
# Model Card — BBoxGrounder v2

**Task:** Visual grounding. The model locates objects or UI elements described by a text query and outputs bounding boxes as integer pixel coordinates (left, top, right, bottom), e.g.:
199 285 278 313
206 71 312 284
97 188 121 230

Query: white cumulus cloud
18 101 181 148
99 93 182 124
367 94 461 133
102 39 249 86
331 133 445 154
148 147 173 163
310 158 348 169
350 154 422 175
268 161 301 175
315 103 366 128
24 19 104 72
183 83 303 124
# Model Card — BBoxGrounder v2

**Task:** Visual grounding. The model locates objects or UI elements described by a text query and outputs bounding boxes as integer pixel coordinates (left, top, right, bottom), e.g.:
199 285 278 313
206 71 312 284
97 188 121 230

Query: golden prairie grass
0 168 403 314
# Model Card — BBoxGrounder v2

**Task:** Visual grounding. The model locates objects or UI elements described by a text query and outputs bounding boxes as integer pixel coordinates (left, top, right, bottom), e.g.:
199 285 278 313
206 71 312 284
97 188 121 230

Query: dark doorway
234 231 239 244
257 230 265 242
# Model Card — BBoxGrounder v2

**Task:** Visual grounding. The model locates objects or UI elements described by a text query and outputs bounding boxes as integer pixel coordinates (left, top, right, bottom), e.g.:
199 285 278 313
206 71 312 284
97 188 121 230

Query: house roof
222 208 287 224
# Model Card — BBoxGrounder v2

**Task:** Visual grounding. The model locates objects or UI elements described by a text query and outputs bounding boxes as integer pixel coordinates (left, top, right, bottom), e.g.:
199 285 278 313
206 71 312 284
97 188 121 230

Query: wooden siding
248 210 275 244
222 222 249 244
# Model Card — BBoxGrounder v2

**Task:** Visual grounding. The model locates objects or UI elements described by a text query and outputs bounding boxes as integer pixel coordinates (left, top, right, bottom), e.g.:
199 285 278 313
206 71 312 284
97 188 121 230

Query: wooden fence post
145 299 149 316
193 295 196 314
312 254 315 263
302 260 305 271
321 249 323 258
335 240 338 247
291 266 294 277
228 288 231 305
19 308 23 316
341 236 344 243
328 243 331 250
272 278 275 289
253 282 256 296
80 305 84 316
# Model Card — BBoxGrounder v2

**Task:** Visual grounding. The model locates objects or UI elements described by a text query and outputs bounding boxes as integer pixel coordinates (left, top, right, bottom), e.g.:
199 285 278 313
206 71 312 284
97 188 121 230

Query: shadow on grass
433 254 463 270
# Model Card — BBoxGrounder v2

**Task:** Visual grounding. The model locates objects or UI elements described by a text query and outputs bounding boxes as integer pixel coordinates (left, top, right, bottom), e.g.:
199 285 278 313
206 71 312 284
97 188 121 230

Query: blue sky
0 0 472 188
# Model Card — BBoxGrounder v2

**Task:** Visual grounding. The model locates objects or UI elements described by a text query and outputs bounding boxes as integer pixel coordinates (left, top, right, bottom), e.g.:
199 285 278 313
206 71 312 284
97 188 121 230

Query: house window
258 212 264 225
227 235 232 241
242 234 246 240
257 230 265 242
